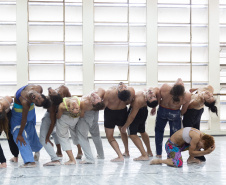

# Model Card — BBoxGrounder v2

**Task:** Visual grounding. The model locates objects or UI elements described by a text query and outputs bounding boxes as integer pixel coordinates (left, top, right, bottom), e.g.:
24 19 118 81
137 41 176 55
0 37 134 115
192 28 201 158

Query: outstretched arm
56 103 64 119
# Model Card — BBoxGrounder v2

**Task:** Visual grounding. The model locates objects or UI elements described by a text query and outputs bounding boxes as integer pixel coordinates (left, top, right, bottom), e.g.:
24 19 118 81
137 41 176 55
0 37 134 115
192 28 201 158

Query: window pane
220 27 226 42
192 26 208 43
65 45 82 62
29 64 64 80
129 46 146 62
29 25 64 41
192 65 208 82
95 64 128 81
0 5 16 21
95 26 128 42
192 46 208 62
95 45 128 61
158 0 189 4
65 26 82 42
129 66 146 82
0 66 16 82
65 5 82 22
0 25 16 41
0 46 16 61
129 26 146 42
0 85 17 96
65 65 83 82
129 7 146 23
29 44 64 60
191 7 208 24
67 84 83 96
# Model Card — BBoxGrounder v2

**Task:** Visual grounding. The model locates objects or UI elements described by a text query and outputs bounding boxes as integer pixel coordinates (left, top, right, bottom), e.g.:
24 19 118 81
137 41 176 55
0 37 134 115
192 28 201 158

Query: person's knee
129 134 137 139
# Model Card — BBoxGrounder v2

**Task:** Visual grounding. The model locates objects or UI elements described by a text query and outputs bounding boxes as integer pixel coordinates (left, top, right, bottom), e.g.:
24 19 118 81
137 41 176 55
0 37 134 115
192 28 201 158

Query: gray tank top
182 127 201 144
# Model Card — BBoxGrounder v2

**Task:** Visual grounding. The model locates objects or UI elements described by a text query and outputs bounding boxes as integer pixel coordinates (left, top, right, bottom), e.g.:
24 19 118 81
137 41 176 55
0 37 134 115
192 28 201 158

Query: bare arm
189 88 198 93
56 103 64 119
181 93 191 115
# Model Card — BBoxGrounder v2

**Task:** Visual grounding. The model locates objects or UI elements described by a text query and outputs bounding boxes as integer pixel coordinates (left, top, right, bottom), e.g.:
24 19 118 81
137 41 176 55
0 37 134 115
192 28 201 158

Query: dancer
104 82 135 162
0 96 19 168
150 127 215 167
155 78 191 158
10 85 50 167
183 85 218 161
121 87 159 161
75 88 105 164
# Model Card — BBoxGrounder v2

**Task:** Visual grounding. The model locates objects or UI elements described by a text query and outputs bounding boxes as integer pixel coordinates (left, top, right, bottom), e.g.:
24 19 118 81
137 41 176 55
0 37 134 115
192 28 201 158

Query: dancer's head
117 82 131 102
90 92 105 111
48 87 63 106
170 84 185 103
145 88 158 108
198 134 215 150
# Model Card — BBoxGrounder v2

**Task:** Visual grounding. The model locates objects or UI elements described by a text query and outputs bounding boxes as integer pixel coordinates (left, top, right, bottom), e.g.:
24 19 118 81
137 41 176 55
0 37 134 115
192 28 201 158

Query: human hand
16 134 26 146
150 108 156 116
45 137 53 146
206 144 215 154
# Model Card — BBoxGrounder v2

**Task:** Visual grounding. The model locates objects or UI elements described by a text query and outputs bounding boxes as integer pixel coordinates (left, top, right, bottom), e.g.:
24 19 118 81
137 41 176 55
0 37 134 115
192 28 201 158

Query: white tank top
182 127 201 144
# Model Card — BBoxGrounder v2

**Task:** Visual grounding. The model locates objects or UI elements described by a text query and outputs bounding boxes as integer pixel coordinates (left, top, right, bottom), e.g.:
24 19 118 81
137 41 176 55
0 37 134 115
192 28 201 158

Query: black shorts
127 106 148 135
104 107 128 129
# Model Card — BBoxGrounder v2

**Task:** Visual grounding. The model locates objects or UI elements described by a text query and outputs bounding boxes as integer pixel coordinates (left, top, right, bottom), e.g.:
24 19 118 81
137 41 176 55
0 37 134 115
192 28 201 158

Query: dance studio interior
0 0 225 184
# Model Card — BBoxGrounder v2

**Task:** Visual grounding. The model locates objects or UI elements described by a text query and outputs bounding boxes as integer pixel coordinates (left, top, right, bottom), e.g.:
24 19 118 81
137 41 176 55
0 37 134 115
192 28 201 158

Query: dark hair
118 90 131 102
92 101 105 111
35 94 51 109
170 84 185 102
147 100 158 108
0 109 9 139
202 134 215 150
50 93 63 106
204 100 218 116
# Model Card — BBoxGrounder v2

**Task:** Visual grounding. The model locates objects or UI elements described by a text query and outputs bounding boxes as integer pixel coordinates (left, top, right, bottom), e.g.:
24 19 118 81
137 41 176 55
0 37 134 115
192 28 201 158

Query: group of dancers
0 78 216 168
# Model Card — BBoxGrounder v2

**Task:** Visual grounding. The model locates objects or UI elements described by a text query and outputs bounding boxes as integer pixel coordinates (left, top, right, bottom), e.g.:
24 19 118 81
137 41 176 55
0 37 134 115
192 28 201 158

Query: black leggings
0 110 19 163
182 108 204 130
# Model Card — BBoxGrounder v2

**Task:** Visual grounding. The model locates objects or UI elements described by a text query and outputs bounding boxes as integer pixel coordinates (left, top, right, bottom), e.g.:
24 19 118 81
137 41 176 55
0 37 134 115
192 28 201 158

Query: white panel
95 26 128 42
29 44 64 60
29 5 63 21
0 66 17 82
29 25 64 41
0 5 16 21
65 66 83 82
129 7 146 23
65 26 82 42
220 0 226 4
220 104 226 120
129 66 146 82
65 6 82 22
201 106 210 120
0 25 16 41
29 64 64 80
158 65 190 81
129 0 146 3
220 27 226 42
192 65 208 82
220 47 226 58
158 46 190 62
192 26 208 43
94 0 127 2
220 58 226 65
158 0 189 3
191 0 208 4
29 0 63 1
0 86 17 96
129 46 146 62
35 106 47 125
129 27 146 42
158 26 190 42
0 46 16 61
65 45 82 62
95 45 128 61
65 0 82 2
192 46 208 62
94 7 127 22
131 85 147 92
158 7 190 23
95 64 128 80
191 8 208 24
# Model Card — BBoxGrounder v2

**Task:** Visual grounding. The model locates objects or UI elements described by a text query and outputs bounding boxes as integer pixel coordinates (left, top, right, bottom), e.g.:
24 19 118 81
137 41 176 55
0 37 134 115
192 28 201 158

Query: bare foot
148 151 153 157
133 155 149 161
156 155 162 158
76 154 83 159
0 163 7 168
9 157 18 163
79 160 94 164
187 157 201 164
43 160 61 166
56 152 63 158
20 162 36 168
110 157 124 162
64 160 76 165
150 159 162 165
34 152 40 161
122 152 130 158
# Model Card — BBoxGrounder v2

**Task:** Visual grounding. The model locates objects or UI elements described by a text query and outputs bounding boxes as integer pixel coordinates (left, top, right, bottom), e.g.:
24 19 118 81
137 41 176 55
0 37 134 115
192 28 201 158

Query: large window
0 0 17 94
158 0 209 129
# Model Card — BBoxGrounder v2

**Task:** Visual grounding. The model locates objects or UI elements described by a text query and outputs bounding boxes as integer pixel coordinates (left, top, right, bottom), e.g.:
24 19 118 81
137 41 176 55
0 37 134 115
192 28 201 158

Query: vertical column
16 0 28 88
209 0 220 132
83 0 94 94
146 0 158 136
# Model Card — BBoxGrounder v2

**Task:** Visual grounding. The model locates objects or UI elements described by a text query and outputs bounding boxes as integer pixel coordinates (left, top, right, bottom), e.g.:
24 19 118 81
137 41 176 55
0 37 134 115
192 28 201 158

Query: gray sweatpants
40 112 60 161
76 111 104 163
56 112 79 151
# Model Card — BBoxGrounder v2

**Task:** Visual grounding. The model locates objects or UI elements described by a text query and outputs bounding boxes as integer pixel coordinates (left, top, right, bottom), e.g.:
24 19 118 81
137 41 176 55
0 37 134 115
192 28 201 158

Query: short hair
202 134 215 150
92 101 105 111
35 94 51 109
147 100 158 108
118 90 131 102
50 93 63 106
170 84 185 102
204 100 218 116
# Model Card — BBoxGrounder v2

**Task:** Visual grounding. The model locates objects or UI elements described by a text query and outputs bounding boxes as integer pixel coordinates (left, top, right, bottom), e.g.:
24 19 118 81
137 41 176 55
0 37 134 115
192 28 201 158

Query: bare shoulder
184 91 192 100
4 96 13 103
